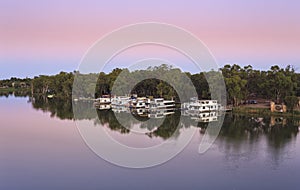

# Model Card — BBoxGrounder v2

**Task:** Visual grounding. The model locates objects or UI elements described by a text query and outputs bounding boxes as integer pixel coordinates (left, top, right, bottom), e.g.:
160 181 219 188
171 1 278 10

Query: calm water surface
1 96 300 189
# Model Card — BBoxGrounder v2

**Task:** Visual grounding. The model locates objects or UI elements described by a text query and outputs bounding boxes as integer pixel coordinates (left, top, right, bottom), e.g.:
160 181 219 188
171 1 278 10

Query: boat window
202 106 205 109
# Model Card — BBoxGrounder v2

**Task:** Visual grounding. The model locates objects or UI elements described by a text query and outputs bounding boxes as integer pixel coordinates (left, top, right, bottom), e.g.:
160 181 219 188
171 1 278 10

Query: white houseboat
111 96 131 107
94 95 111 110
182 99 220 112
148 98 175 109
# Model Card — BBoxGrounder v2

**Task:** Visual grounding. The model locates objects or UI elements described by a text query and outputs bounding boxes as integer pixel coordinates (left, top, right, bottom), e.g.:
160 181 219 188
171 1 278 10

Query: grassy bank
233 106 300 118
0 87 31 92
0 88 31 97
0 87 16 92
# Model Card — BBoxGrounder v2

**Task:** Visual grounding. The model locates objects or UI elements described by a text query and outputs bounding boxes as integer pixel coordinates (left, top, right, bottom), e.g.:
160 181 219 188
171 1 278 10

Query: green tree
284 96 299 113
266 65 296 103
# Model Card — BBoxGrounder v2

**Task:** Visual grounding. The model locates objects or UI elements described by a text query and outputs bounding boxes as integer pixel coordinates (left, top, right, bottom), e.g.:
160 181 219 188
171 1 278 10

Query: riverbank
0 88 31 97
233 106 300 118
0 87 16 92
0 87 31 92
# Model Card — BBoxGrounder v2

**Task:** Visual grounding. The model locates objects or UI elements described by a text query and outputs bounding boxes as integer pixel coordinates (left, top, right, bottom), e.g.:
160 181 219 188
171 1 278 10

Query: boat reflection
111 105 220 123
116 107 176 119
181 109 219 123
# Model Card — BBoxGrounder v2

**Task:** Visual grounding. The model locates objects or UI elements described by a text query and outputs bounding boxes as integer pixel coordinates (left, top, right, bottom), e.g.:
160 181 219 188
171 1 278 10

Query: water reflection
29 97 300 163
0 93 299 181
2 95 300 189
218 114 299 170
31 96 74 120
219 114 299 148
29 96 300 154
0 90 29 98
95 109 182 139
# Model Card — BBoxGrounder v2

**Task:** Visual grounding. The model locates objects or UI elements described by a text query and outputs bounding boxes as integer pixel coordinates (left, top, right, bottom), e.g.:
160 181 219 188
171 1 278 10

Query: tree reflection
146 111 181 139
31 95 74 120
217 114 299 170
96 110 130 134
29 96 300 153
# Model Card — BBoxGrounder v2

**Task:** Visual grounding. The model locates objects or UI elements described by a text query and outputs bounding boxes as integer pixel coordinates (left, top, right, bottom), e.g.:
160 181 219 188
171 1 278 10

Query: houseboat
111 96 131 107
148 98 175 109
95 96 111 104
182 99 220 112
94 95 111 110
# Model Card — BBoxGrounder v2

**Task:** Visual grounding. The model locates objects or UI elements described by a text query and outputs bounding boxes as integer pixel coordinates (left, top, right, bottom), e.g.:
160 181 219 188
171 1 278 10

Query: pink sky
0 0 299 78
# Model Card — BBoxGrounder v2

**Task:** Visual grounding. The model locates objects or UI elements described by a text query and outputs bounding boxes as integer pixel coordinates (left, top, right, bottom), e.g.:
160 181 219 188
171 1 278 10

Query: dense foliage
1 64 299 107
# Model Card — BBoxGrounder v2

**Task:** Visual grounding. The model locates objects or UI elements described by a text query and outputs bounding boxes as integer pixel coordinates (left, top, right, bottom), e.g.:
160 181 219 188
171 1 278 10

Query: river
0 95 299 189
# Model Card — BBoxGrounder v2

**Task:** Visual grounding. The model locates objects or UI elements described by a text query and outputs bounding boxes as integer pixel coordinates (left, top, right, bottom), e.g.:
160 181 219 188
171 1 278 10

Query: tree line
1 64 299 108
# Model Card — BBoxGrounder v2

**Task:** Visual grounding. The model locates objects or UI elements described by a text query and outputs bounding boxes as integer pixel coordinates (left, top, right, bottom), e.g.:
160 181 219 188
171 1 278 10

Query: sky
0 0 300 79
